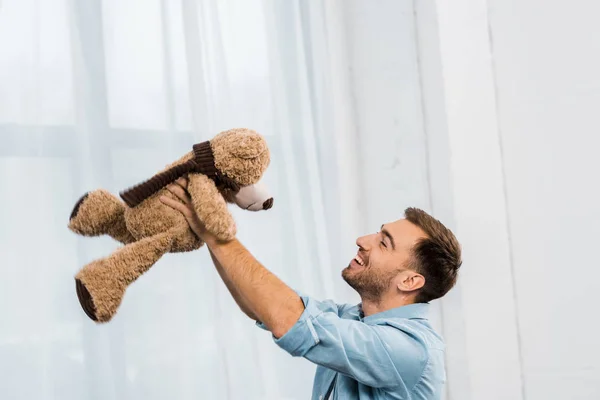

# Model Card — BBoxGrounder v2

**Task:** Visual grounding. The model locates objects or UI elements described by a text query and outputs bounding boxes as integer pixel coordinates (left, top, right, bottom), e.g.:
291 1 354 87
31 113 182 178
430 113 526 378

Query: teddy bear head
208 128 273 211
119 128 273 211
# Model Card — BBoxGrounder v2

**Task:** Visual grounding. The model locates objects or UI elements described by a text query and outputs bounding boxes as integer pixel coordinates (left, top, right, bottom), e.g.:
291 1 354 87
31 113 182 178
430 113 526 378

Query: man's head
342 207 462 304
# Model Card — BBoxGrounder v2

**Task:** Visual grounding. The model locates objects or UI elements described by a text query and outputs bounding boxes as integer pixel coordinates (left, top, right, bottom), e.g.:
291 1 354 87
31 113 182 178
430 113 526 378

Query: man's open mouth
350 253 367 268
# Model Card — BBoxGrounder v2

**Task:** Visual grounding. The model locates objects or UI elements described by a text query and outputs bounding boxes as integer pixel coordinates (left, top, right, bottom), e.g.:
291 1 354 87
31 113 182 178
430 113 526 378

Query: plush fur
68 128 271 323
211 128 271 186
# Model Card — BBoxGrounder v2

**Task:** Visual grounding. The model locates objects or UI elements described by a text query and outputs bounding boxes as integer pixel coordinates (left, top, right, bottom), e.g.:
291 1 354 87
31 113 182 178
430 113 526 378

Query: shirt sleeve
258 292 426 389
254 291 342 330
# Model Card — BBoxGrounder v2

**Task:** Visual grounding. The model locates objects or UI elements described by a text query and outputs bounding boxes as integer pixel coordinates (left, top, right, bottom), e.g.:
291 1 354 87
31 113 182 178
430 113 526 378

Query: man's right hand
160 177 210 241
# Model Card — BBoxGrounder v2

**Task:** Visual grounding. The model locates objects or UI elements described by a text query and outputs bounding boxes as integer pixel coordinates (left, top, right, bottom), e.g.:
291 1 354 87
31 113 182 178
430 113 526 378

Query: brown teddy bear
68 128 273 323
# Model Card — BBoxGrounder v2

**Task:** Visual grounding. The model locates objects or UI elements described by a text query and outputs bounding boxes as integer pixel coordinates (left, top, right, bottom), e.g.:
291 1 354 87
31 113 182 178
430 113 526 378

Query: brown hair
404 207 462 303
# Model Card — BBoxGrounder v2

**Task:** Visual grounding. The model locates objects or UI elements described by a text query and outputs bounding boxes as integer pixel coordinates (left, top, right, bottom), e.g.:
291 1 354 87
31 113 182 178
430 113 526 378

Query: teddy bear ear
231 133 269 159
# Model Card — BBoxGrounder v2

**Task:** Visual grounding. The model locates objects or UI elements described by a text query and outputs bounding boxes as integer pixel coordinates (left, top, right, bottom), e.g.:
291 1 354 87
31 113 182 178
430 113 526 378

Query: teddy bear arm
187 173 236 241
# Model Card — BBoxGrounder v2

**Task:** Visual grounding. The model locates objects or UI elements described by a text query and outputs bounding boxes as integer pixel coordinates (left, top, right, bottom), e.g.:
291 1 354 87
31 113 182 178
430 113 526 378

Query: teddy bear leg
75 229 174 322
69 189 136 244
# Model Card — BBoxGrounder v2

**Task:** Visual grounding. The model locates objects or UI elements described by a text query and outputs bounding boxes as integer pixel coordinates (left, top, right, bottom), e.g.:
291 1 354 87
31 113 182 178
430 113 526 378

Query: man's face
342 219 427 301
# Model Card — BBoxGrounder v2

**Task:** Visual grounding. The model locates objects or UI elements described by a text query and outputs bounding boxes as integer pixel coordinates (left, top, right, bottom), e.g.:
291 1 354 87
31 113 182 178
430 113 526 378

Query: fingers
160 196 194 218
175 176 189 188
161 177 195 218
160 193 206 239
166 182 191 204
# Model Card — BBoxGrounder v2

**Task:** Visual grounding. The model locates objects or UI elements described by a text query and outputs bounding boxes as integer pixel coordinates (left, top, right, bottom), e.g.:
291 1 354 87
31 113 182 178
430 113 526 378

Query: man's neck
360 293 415 317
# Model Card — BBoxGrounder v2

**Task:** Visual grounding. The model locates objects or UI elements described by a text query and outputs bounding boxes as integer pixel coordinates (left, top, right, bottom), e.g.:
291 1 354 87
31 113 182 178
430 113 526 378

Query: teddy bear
68 128 273 323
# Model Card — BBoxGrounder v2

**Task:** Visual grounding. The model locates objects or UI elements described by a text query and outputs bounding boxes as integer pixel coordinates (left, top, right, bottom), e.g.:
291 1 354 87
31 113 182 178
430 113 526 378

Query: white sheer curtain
0 0 362 399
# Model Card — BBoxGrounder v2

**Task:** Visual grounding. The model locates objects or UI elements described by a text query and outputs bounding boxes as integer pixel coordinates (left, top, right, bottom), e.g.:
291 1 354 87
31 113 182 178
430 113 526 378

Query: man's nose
356 235 369 250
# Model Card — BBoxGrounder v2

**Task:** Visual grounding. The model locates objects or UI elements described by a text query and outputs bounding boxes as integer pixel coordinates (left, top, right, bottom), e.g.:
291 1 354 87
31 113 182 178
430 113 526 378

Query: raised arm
160 178 305 337
205 237 305 338
208 248 258 320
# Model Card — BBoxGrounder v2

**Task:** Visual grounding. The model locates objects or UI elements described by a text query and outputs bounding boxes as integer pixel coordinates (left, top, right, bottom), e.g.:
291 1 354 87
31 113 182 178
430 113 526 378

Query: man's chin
341 266 350 280
342 265 360 284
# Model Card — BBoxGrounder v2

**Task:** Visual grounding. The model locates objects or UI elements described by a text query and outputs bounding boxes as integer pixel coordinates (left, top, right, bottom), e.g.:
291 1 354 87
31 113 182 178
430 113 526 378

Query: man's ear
397 270 425 292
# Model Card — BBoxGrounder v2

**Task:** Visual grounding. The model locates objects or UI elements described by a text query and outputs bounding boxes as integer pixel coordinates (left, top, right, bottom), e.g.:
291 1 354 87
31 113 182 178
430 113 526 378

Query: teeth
354 255 365 266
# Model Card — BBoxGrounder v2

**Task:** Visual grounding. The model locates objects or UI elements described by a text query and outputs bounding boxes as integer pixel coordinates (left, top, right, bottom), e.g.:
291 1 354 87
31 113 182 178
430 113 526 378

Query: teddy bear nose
263 198 274 210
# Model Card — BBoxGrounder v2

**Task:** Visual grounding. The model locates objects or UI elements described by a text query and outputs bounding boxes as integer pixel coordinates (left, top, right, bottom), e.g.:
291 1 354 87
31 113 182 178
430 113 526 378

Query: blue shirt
257 291 446 399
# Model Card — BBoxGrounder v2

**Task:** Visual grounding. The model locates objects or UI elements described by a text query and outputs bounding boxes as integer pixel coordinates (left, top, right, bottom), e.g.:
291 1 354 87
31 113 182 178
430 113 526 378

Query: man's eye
381 241 387 248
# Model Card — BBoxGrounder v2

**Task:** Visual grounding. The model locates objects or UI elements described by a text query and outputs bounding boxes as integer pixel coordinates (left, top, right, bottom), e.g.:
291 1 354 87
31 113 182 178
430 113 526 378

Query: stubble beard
342 264 400 302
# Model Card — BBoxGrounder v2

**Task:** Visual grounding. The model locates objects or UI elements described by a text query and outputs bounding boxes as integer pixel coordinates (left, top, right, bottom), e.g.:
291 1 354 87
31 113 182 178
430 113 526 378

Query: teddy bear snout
234 181 273 211
263 198 274 210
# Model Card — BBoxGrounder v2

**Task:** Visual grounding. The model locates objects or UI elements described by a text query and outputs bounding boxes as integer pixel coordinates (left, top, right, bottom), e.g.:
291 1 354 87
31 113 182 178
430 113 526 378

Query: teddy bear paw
69 192 90 221
75 278 98 321
68 189 128 239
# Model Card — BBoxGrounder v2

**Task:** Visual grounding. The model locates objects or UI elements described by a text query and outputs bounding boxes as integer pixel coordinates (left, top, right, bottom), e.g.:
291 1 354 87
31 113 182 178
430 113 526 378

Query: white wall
488 1 600 399
344 1 600 399
432 0 524 399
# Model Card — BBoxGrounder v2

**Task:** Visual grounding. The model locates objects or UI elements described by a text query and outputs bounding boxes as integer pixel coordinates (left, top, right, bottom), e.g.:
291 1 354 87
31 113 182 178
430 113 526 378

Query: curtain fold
0 0 364 399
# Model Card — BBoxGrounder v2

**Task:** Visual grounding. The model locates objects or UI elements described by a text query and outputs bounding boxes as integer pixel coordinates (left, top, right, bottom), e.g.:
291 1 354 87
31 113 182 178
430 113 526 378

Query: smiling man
161 177 462 400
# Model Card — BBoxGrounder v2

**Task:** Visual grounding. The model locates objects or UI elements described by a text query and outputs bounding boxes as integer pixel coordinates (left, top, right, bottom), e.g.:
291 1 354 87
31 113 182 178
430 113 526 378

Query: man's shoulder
373 319 446 389
361 303 445 351
379 317 445 351
294 290 361 319
337 302 361 319
312 299 361 319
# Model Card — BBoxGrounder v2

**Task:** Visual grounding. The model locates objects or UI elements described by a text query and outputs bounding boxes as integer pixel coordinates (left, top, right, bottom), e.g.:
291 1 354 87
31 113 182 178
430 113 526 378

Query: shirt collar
358 302 430 324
